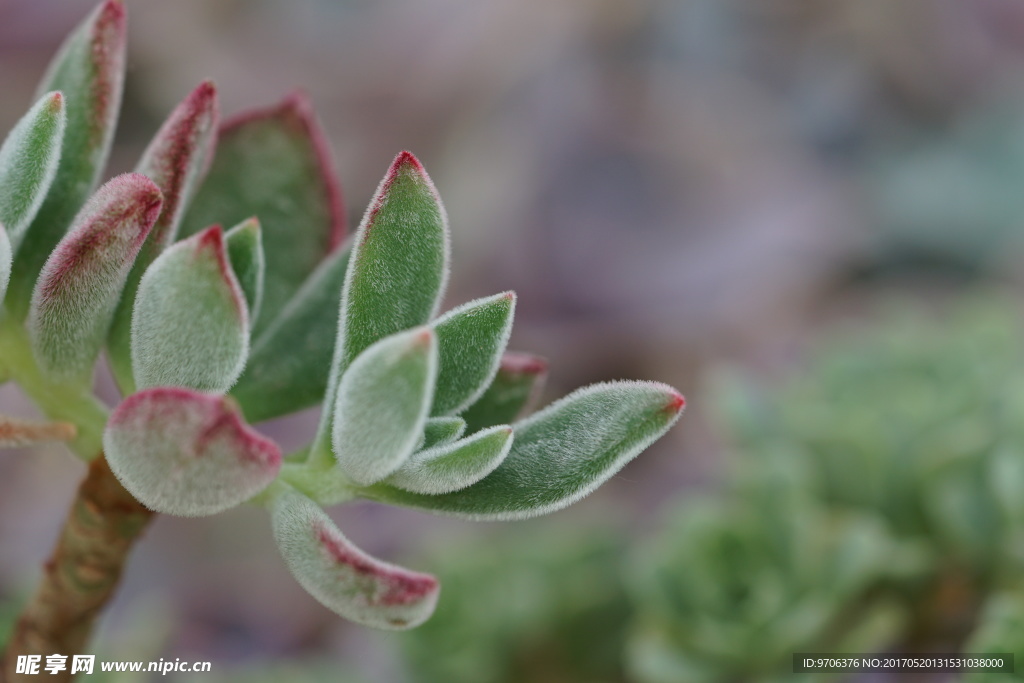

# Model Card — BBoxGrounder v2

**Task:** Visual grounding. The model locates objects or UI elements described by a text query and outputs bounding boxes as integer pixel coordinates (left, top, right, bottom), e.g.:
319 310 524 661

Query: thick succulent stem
2 456 153 683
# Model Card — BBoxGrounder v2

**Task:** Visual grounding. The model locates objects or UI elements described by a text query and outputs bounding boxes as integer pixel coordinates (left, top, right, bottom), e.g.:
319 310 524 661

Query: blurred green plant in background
386 294 1024 683
398 524 632 683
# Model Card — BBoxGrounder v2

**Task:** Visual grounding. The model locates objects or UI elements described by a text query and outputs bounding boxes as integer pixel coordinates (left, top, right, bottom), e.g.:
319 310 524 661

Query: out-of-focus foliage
397 525 632 683
963 590 1024 683
719 295 1024 583
628 496 913 683
395 294 1024 682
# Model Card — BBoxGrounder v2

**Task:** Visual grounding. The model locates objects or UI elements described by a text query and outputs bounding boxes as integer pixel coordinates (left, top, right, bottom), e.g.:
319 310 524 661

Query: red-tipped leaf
28 173 162 383
131 225 249 393
9 0 127 318
105 387 281 516
271 488 439 629
179 91 345 336
108 80 220 390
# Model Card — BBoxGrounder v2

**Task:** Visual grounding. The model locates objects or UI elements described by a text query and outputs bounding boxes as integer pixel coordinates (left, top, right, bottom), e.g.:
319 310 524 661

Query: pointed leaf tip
272 489 439 629
131 224 249 393
105 387 281 516
225 217 265 326
332 327 438 486
339 150 448 368
137 79 220 253
107 80 221 391
368 381 684 520
431 291 516 415
313 152 448 455
9 0 126 318
29 173 162 382
0 91 67 251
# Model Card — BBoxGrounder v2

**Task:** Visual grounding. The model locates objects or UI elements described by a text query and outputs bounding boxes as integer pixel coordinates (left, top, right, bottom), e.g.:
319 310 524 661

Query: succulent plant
627 493 913 683
0 0 684 671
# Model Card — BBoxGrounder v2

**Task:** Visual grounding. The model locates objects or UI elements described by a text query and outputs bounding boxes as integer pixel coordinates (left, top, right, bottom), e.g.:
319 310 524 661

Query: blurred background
5 0 1024 680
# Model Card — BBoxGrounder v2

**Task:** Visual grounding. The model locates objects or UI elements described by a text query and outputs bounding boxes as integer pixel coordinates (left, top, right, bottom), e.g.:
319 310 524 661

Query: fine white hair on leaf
271 487 439 629
131 225 249 393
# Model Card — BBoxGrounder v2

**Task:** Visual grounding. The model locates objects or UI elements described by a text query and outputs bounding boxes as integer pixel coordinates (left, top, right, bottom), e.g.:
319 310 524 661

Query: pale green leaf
366 381 685 519
0 91 66 250
105 387 281 516
332 327 437 486
419 416 466 451
431 292 515 416
225 217 265 326
384 425 513 495
131 225 248 393
28 174 162 383
8 1 126 318
108 80 220 392
314 151 448 456
271 488 439 629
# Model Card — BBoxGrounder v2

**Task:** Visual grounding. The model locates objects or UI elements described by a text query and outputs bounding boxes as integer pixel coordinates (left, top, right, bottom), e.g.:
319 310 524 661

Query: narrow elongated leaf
131 225 248 393
313 152 448 455
9 1 126 318
105 387 281 516
230 243 349 422
0 91 66 250
271 488 439 629
365 381 685 519
108 80 220 390
179 92 345 336
28 174 163 383
385 425 513 495
461 352 548 432
420 416 466 451
333 327 437 486
431 292 515 416
224 217 265 325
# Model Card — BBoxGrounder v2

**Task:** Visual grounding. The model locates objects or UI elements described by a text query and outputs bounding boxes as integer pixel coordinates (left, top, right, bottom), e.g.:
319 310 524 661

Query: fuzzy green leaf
313 151 448 456
461 352 548 432
0 91 66 250
384 425 513 495
271 488 439 629
230 243 349 423
131 225 248 393
366 381 685 519
420 416 466 451
0 227 10 304
8 1 126 318
332 327 437 486
431 292 515 416
108 80 220 392
179 92 345 336
28 174 162 383
105 387 281 516
224 217 265 326
335 151 448 369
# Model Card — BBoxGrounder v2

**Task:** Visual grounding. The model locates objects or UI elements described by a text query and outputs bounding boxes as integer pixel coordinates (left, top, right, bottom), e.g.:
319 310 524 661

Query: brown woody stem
2 456 153 682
